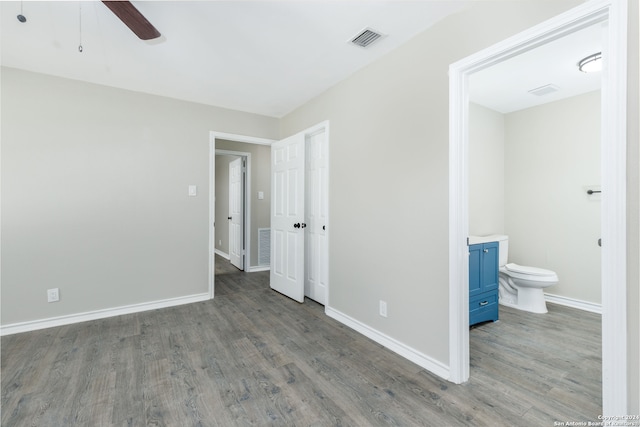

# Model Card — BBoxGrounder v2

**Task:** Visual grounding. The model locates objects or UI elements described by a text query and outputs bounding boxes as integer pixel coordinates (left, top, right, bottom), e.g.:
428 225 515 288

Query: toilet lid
505 263 556 277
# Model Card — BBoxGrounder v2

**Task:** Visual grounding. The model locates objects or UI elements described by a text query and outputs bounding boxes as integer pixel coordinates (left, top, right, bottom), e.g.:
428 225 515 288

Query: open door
270 132 305 302
229 157 244 270
305 129 328 305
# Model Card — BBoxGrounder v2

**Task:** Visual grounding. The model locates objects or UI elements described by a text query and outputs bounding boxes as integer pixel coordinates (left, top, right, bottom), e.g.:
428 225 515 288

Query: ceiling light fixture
578 52 602 73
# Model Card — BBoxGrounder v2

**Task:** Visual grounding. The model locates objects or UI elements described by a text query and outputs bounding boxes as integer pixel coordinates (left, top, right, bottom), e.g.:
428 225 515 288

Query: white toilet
494 235 558 314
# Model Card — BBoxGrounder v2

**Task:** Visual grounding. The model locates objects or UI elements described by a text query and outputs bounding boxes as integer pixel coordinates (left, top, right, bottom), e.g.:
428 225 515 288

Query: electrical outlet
379 300 387 317
47 288 60 303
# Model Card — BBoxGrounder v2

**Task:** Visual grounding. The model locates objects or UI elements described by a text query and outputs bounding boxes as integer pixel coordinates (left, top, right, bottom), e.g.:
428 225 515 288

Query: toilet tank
494 235 509 267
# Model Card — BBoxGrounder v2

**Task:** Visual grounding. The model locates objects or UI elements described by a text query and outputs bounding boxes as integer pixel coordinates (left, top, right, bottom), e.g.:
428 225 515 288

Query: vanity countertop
468 235 507 245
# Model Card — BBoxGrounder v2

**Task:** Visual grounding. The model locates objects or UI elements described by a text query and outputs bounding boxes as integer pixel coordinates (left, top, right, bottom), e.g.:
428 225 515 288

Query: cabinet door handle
479 301 489 306
483 249 489 253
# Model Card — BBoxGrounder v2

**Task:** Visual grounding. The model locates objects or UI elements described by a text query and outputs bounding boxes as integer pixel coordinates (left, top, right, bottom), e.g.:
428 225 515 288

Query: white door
270 132 305 302
305 130 328 305
229 157 244 270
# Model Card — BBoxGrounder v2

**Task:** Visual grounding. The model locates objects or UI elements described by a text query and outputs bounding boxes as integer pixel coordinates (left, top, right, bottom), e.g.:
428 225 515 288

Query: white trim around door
209 132 276 299
448 0 627 416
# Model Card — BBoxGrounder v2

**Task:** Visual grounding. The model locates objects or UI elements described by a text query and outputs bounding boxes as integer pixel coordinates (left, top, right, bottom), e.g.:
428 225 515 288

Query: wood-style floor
214 254 243 276
1 259 601 426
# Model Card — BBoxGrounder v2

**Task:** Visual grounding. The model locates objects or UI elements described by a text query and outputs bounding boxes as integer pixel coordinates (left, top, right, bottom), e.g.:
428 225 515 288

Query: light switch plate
258 191 264 200
188 185 197 196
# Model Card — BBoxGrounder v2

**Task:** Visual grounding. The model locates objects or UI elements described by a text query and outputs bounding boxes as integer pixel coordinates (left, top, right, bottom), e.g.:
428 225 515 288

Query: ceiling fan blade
102 1 161 40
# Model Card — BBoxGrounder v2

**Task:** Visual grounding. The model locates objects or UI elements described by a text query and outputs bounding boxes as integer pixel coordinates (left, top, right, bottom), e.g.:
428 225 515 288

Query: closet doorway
271 121 329 306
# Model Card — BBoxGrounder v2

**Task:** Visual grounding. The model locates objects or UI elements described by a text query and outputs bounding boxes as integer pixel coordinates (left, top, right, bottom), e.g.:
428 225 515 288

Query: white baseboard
325 306 450 381
0 293 210 336
544 293 602 314
214 249 268 272
214 249 230 259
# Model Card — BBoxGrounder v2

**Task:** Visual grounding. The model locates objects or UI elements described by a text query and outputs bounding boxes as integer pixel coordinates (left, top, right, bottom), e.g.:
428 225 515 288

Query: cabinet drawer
470 292 497 310
470 291 498 325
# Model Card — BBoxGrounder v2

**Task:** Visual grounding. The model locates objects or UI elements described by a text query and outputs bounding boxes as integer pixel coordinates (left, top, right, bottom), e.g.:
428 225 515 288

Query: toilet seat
502 263 558 283
505 263 555 276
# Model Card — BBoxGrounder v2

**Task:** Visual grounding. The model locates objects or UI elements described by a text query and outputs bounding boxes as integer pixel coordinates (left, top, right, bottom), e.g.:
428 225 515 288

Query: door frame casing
209 132 276 298
448 0 627 415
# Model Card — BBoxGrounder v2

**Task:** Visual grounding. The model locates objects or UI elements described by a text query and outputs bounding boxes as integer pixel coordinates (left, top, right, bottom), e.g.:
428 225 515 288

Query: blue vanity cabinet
469 242 499 326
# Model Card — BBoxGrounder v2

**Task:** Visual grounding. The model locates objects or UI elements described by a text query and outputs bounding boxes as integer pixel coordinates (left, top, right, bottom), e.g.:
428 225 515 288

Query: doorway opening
209 132 276 298
448 0 628 416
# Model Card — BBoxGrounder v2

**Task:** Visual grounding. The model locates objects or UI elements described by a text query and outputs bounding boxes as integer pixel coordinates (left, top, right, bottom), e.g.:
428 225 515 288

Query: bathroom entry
450 2 628 408
468 22 603 312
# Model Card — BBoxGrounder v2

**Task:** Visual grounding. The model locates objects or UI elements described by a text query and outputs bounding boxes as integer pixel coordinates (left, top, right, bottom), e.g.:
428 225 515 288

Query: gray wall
215 140 271 269
469 103 505 237
469 92 601 305
280 1 584 365
0 67 279 325
214 155 239 256
505 91 601 304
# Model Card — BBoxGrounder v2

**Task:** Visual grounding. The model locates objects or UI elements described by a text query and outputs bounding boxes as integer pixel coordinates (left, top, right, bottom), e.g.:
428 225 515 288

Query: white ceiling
1 1 469 118
469 22 604 114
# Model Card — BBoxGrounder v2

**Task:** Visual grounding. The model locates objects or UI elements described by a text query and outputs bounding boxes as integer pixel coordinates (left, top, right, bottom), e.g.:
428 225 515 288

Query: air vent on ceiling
528 84 560 96
350 28 384 48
